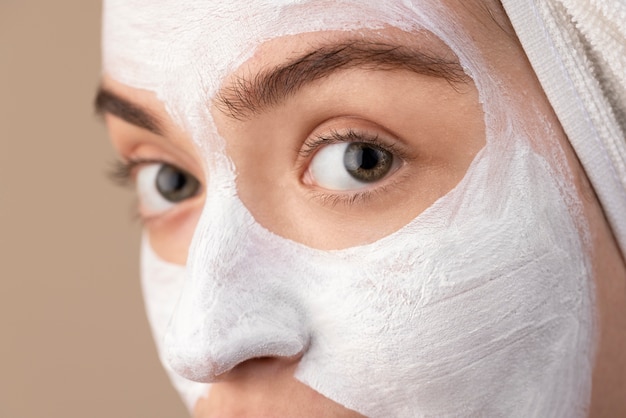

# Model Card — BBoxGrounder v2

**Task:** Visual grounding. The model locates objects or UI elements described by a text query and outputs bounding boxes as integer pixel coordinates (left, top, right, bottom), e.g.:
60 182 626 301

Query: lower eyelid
139 189 205 225
305 180 396 207
304 160 409 205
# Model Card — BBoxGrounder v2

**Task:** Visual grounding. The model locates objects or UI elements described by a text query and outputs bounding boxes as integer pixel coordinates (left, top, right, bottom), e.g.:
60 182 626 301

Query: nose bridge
164 184 310 383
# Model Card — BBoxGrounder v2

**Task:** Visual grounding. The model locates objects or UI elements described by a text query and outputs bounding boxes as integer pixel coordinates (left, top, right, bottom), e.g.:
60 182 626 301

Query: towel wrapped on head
502 0 626 257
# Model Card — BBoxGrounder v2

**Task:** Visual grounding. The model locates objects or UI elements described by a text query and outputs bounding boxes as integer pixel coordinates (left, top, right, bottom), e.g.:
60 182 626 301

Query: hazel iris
155 164 200 202
343 143 393 182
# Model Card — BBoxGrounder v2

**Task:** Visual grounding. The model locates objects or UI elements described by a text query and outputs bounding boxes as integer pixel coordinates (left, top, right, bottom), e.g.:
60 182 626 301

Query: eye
307 141 399 191
136 163 201 216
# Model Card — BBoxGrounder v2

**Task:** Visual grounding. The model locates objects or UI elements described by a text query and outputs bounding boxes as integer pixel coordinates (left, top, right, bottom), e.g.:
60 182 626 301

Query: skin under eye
136 162 201 217
304 138 401 191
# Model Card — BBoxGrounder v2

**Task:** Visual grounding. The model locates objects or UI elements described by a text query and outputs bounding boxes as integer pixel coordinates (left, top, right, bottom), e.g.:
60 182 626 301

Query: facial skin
99 0 626 416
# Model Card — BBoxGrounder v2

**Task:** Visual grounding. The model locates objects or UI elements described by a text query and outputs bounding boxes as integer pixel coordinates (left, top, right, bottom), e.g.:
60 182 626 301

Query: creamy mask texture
104 0 595 416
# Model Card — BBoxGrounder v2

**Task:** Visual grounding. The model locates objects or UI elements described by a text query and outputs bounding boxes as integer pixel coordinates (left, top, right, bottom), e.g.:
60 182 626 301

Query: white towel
501 0 626 258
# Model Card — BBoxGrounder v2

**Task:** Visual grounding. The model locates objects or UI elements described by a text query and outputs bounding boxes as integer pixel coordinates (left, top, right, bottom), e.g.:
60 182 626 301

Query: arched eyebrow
215 40 469 120
94 88 164 135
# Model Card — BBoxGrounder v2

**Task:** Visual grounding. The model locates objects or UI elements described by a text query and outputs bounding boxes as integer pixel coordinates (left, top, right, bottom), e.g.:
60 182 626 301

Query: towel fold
501 0 626 258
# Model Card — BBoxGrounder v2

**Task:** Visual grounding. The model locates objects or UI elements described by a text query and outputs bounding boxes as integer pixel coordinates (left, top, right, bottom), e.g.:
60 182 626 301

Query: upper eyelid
299 128 409 160
109 158 157 186
103 111 202 179
110 158 191 186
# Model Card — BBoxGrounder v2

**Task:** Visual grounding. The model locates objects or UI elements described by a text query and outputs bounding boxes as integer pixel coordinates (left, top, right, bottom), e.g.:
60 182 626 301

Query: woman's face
99 0 608 416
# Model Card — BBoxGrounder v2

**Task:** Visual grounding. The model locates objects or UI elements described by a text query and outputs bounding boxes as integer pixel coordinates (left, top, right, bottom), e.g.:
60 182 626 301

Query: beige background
1 1 188 416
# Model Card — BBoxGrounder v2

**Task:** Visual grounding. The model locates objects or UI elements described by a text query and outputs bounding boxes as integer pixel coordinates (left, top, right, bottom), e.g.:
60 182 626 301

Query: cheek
292 138 594 417
148 199 203 264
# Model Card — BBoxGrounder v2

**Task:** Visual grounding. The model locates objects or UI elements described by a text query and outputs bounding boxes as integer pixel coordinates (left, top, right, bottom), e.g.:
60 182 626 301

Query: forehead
103 1 413 93
103 1 505 133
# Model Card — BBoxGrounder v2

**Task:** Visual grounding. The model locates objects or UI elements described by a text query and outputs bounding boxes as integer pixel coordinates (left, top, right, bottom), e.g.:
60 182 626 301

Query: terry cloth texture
501 0 626 258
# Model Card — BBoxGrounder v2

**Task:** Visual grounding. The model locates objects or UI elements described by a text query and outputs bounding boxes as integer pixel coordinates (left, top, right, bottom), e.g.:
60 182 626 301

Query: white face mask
104 1 595 416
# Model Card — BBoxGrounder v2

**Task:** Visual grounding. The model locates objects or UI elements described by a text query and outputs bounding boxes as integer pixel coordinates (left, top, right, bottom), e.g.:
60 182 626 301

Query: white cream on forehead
104 1 595 416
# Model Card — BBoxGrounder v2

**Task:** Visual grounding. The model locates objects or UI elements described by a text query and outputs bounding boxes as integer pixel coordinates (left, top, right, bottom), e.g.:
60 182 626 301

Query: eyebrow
94 88 164 135
216 40 469 120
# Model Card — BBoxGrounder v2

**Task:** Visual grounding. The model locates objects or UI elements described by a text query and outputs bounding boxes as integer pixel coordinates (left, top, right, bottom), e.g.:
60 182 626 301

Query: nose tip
162 272 311 383
164 325 309 382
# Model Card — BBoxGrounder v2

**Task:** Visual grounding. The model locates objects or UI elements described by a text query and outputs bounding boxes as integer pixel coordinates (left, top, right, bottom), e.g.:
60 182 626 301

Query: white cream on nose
163 170 311 382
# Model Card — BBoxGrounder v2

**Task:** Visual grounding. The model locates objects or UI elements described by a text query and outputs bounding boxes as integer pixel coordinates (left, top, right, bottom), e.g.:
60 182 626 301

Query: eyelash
299 128 407 160
110 129 407 210
109 157 162 186
300 128 410 207
308 183 395 207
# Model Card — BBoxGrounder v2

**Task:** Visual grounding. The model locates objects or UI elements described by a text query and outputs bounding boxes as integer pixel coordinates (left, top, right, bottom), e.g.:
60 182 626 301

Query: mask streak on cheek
291 135 594 417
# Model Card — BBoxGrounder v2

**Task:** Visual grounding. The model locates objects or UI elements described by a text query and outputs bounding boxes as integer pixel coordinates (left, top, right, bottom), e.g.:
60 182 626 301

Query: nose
163 188 310 383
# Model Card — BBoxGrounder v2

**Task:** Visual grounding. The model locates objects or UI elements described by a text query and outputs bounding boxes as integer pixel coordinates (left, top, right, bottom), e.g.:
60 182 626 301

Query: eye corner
107 158 135 187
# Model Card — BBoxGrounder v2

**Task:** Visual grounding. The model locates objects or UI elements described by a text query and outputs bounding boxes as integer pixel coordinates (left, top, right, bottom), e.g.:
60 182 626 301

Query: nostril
217 353 305 382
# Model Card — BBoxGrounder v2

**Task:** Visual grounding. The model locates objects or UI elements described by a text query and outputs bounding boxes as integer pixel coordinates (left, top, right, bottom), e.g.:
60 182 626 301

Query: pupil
359 147 380 170
344 142 393 183
156 164 199 202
